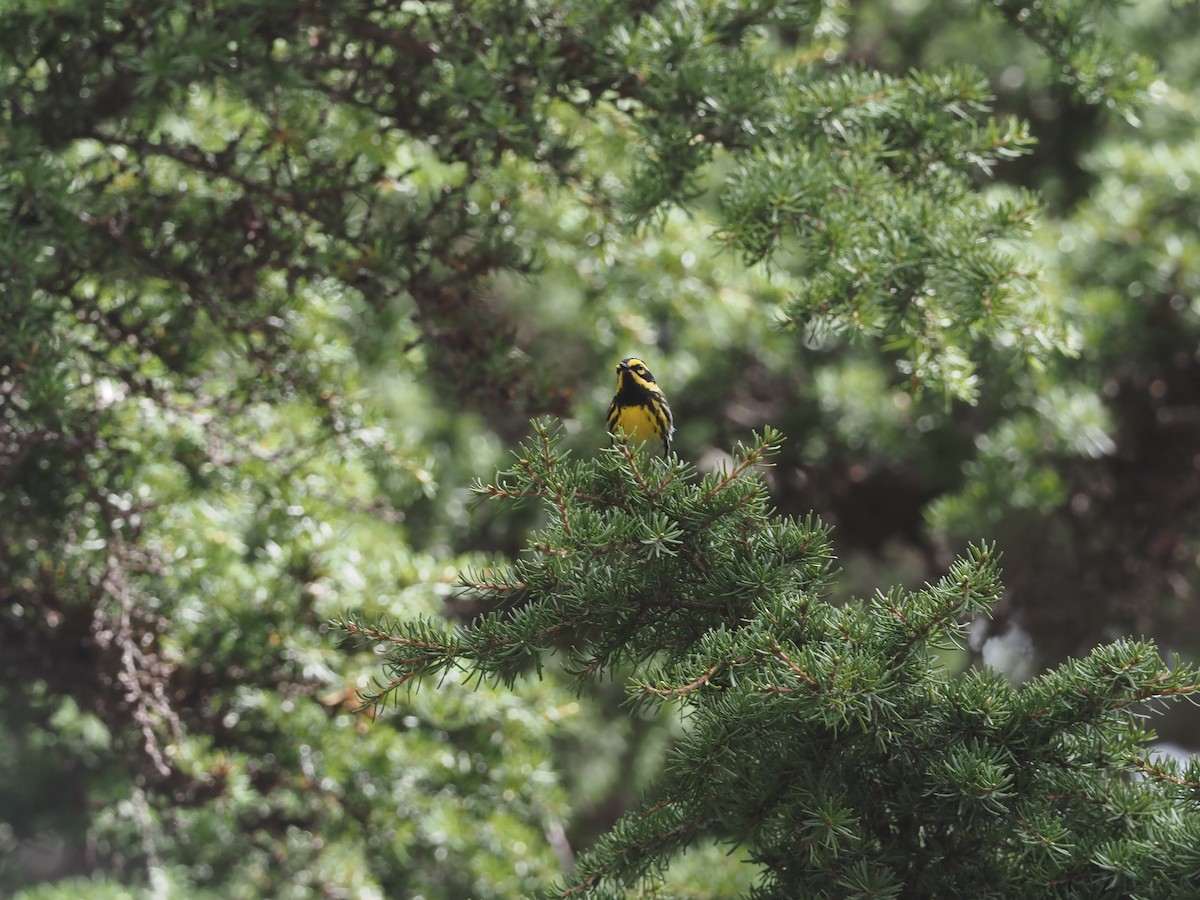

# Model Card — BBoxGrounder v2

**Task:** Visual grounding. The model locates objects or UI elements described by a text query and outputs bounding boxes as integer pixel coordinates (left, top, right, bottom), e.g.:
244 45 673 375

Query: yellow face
615 357 656 391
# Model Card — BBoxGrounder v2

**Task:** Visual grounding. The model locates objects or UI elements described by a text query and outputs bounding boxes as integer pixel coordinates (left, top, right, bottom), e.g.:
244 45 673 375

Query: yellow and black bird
606 357 674 457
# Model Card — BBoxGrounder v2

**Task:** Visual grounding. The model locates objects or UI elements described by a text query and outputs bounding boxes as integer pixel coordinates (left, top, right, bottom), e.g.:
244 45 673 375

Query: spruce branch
547 539 1200 896
345 420 832 704
989 0 1157 111
341 418 1200 897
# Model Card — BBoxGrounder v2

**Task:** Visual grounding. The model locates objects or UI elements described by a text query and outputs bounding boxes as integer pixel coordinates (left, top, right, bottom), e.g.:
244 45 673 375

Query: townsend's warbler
606 357 674 457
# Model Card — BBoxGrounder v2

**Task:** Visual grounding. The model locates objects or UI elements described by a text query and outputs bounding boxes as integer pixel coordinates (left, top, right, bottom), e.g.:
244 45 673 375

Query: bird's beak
616 361 629 372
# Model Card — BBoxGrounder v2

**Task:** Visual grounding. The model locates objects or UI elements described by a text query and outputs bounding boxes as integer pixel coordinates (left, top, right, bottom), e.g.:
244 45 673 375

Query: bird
606 356 674 457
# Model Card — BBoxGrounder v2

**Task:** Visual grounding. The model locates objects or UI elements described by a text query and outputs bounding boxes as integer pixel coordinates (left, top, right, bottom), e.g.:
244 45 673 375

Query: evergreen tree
2 0 1196 896
347 424 1200 897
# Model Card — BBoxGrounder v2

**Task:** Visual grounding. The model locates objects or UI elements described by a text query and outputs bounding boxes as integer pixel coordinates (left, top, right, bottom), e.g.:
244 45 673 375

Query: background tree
2 0 1198 896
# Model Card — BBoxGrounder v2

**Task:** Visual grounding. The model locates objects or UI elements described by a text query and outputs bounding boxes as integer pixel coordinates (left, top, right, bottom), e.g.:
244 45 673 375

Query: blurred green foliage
2 0 1199 895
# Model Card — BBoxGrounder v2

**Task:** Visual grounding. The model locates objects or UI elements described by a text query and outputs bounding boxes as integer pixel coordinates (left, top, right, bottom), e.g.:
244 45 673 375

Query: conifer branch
770 642 821 690
334 413 1200 895
1130 758 1200 791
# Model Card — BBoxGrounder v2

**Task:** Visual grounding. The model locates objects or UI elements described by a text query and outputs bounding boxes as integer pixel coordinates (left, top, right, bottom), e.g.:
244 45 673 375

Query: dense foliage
3 0 1199 896
354 425 1200 897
